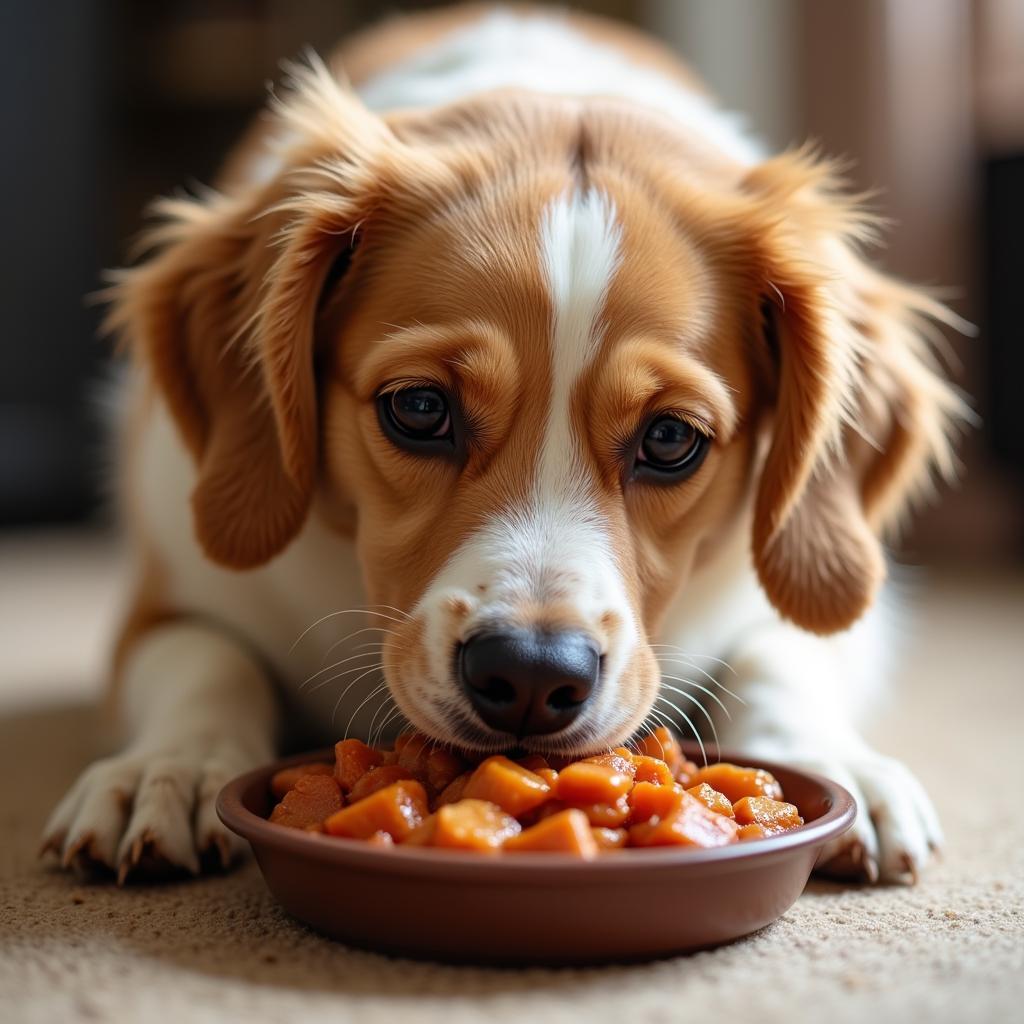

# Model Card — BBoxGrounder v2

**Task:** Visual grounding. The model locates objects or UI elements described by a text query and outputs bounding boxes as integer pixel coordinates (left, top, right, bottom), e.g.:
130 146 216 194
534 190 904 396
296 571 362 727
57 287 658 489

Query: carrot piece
733 796 803 833
688 763 784 804
269 774 343 830
348 764 420 804
591 827 629 851
686 782 735 817
576 797 631 828
323 780 428 841
334 739 383 792
269 762 334 800
555 761 633 806
629 791 740 848
505 809 598 857
738 823 770 841
630 755 674 786
462 756 552 816
405 799 521 851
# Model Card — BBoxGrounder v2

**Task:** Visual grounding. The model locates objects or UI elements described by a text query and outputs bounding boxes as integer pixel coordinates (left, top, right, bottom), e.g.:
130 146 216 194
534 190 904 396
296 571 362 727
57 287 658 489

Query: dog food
266 726 804 856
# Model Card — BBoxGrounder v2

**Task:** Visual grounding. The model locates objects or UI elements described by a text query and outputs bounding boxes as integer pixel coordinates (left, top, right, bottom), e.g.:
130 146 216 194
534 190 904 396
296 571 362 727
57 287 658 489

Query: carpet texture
2 532 1023 1023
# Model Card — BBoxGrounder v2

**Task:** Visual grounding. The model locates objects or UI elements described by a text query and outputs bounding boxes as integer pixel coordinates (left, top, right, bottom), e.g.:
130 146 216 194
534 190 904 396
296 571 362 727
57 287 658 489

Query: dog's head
109 62 965 754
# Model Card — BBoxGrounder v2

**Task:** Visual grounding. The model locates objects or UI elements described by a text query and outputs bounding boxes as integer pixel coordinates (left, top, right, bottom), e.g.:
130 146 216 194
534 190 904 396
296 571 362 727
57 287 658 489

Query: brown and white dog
44 4 965 883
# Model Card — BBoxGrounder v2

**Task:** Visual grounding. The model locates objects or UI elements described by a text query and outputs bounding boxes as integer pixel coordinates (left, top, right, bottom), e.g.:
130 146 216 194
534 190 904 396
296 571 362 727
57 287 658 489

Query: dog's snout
459 629 600 737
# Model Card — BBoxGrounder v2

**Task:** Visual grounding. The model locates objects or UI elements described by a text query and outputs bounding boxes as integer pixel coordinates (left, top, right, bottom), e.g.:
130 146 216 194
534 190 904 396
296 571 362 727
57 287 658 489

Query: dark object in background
984 153 1024 484
0 1 107 524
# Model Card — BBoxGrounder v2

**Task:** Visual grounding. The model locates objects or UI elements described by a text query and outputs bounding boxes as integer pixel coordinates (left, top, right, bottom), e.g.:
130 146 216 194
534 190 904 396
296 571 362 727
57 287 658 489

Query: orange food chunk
688 763 784 804
629 791 740 848
462 756 552 816
686 782 735 817
635 726 687 778
366 830 394 846
627 781 685 824
269 774 343 830
578 797 631 828
591 827 629 851
396 733 432 774
405 799 521 851
269 761 334 800
505 809 598 857
334 739 383 792
393 731 416 755
630 755 674 786
733 796 803 833
426 747 468 794
324 780 428 841
738 823 770 841
535 768 559 787
555 761 633 806
434 771 471 808
583 752 637 778
516 754 550 773
348 764 418 804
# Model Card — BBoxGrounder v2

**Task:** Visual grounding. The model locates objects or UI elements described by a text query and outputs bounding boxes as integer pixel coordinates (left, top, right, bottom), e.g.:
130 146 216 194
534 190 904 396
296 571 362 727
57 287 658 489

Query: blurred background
1 0 1022 701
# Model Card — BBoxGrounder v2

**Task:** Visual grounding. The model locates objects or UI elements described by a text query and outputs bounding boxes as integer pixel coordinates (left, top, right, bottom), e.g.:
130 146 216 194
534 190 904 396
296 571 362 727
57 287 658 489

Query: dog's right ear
104 60 407 569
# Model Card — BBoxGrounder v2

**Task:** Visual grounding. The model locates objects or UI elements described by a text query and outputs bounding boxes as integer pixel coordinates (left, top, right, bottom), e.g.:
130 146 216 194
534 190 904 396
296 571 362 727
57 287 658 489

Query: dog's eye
633 415 710 481
378 387 453 451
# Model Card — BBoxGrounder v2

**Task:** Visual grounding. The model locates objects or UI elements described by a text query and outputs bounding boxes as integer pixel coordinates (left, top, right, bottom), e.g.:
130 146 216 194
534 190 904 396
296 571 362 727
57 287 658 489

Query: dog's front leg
42 621 277 882
710 622 942 884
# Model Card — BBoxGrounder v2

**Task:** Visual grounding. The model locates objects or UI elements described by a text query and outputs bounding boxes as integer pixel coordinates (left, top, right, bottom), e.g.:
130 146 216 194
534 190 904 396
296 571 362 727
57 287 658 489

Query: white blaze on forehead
537 188 622 493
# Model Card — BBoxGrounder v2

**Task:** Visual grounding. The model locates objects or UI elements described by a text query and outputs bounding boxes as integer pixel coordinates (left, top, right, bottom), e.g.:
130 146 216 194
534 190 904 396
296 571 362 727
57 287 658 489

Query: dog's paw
40 744 254 883
782 749 943 884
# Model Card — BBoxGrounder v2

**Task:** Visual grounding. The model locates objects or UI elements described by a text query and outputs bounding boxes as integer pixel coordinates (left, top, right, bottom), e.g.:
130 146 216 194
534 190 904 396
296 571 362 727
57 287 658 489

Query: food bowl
217 745 854 965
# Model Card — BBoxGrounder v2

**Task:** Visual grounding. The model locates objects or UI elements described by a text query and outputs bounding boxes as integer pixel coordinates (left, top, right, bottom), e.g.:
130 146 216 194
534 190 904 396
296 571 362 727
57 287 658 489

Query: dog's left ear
742 150 968 634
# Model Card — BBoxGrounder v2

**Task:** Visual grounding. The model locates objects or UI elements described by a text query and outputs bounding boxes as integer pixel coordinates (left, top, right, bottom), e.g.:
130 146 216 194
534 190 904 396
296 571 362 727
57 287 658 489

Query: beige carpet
2 531 1023 1023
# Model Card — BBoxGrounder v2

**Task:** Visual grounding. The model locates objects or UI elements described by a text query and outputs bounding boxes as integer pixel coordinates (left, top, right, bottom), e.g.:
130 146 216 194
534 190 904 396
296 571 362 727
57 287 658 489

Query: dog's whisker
298 650 380 692
304 658 383 697
373 705 407 747
290 608 409 653
649 645 738 677
323 664 384 721
657 687 721 751
366 691 396 745
320 627 397 663
650 702 707 768
654 656 745 705
340 681 388 736
660 675 733 720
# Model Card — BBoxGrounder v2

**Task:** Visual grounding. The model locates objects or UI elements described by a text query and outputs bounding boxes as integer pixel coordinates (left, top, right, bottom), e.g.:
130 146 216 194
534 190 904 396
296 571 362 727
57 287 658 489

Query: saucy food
267 726 804 857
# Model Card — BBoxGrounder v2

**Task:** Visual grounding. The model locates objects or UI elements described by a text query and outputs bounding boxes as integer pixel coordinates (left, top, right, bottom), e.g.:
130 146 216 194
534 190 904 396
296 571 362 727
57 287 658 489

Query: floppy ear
103 60 397 568
744 150 968 634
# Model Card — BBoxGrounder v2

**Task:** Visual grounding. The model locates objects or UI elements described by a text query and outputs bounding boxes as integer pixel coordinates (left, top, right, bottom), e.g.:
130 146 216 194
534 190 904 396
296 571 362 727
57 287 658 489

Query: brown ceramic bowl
218 745 854 965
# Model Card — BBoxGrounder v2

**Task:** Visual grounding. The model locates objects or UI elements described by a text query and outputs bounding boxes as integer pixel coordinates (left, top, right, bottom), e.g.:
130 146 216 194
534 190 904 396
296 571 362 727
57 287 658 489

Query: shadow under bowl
217 745 855 966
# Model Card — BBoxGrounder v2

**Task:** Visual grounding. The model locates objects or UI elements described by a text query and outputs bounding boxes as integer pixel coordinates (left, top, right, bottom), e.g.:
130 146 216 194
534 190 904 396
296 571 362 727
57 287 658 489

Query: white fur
45 11 939 883
408 189 637 750
359 9 764 164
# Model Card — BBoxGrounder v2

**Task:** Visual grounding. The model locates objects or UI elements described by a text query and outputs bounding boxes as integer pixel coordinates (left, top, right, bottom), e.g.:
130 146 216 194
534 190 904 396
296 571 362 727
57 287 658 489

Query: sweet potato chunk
462 756 552 816
591 827 629 851
738 823 770 841
405 799 521 851
270 762 334 800
627 781 685 824
555 761 632 806
334 740 383 792
348 764 419 804
505 809 597 857
687 763 784 804
634 726 696 781
629 791 740 848
433 771 471 808
630 755 674 786
516 754 550 773
269 774 343 830
577 797 631 828
426 747 469 794
733 796 803 833
686 782 735 817
583 752 637 779
324 780 428 841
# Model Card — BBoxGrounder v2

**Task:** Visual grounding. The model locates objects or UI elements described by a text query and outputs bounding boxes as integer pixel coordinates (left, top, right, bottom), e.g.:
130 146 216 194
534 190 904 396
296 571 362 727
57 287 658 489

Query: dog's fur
44 5 964 883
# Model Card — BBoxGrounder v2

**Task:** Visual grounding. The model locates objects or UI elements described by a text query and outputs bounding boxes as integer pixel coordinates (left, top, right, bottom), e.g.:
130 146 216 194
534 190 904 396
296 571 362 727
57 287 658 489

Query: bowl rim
217 746 856 881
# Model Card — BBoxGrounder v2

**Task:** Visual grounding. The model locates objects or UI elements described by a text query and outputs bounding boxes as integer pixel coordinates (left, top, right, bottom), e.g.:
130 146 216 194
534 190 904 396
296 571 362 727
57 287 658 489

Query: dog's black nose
459 629 600 736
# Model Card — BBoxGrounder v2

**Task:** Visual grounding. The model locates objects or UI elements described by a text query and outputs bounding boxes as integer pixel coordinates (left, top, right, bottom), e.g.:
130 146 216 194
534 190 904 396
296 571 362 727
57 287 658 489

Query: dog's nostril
546 684 585 711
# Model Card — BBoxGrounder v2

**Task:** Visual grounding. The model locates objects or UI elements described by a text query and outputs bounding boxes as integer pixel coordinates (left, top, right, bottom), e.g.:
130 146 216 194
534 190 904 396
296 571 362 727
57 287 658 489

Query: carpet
2 531 1022 1023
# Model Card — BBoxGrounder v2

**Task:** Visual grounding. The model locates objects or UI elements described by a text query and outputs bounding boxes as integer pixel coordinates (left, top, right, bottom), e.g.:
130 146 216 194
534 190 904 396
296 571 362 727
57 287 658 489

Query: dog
43 4 964 883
